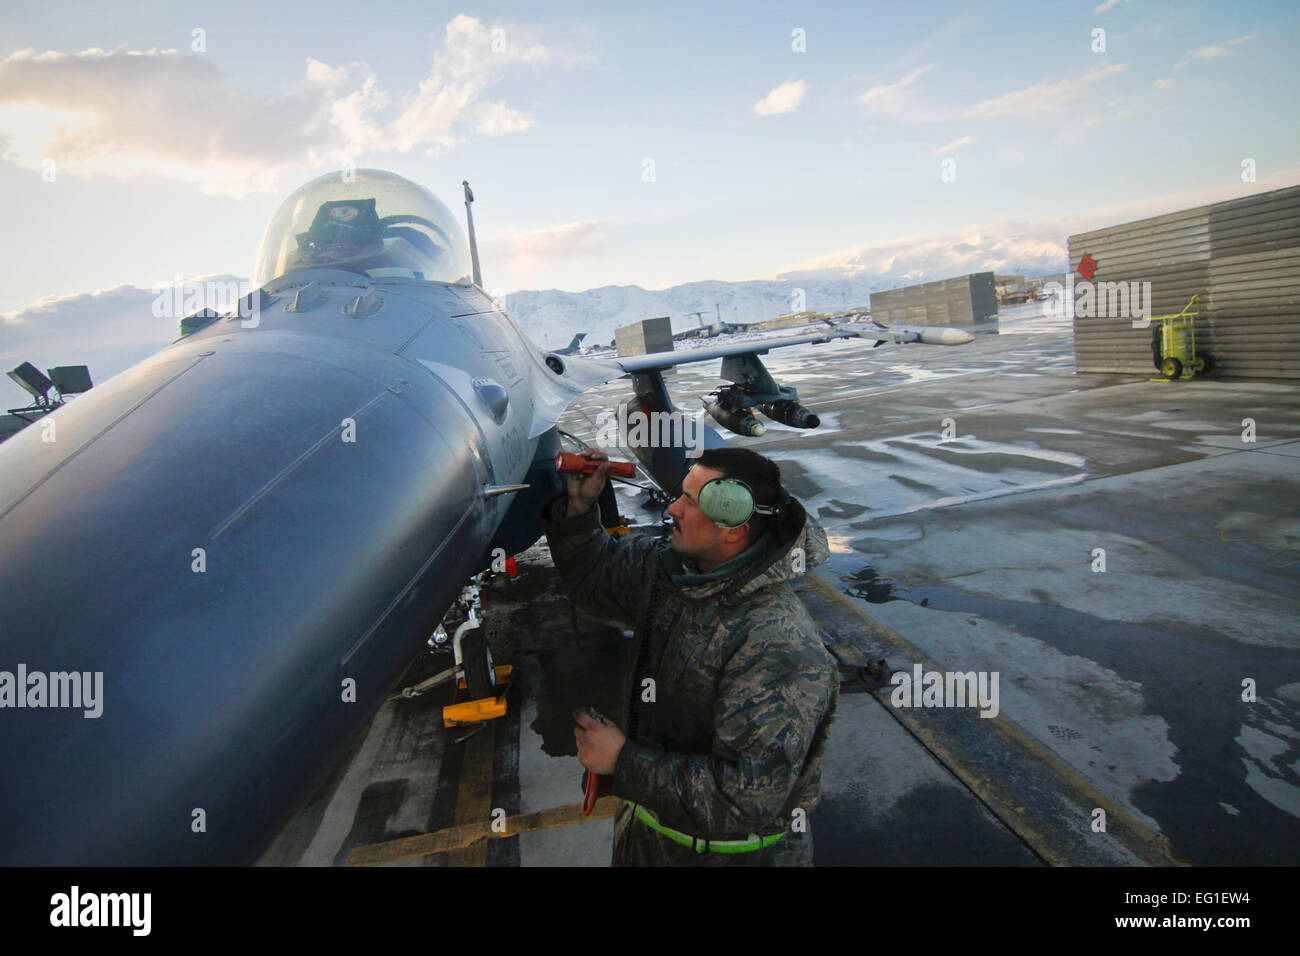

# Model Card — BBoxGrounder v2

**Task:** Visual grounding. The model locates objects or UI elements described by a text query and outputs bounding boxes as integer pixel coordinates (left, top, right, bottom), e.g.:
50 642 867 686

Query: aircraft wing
525 321 973 439
604 322 971 374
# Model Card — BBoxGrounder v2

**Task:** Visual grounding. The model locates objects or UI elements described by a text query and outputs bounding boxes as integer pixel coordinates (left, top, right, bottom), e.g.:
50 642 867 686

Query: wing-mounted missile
808 315 975 348
703 395 767 437
703 350 821 436
758 399 820 429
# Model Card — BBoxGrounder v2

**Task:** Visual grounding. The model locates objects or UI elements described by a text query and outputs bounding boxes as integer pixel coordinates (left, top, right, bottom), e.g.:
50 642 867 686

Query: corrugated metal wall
870 272 997 326
1069 184 1300 378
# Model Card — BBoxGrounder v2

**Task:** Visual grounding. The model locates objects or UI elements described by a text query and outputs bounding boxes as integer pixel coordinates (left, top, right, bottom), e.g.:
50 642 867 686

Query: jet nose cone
943 328 975 345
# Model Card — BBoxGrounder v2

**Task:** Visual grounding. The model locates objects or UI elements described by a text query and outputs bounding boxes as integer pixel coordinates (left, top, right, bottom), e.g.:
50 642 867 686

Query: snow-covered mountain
507 263 1067 349
502 277 885 349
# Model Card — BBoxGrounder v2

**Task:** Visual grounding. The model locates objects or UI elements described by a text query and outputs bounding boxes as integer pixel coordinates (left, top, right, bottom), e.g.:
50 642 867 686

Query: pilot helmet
291 199 385 269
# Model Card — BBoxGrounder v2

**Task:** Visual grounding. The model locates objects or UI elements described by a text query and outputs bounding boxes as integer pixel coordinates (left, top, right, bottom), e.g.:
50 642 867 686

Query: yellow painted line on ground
346 796 618 866
445 724 497 867
805 572 1187 867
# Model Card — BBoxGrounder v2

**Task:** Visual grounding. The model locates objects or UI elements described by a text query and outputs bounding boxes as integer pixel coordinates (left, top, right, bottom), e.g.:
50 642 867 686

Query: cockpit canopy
251 169 471 288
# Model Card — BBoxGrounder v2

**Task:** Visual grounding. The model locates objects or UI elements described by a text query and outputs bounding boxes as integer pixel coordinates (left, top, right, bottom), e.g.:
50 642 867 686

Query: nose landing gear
391 571 513 727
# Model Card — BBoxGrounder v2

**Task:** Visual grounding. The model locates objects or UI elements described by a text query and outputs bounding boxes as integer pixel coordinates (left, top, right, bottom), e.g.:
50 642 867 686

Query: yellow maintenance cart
1150 293 1214 381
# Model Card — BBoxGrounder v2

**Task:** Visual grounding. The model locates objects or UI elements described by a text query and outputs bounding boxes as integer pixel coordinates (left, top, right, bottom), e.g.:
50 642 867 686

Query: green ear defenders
697 477 789 529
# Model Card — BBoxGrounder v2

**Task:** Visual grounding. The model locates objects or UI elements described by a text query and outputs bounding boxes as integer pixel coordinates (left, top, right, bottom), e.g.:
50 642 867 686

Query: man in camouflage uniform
540 446 837 865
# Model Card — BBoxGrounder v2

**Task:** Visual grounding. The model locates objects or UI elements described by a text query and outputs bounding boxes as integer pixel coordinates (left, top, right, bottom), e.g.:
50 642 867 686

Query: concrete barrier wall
870 272 997 327
615 316 674 356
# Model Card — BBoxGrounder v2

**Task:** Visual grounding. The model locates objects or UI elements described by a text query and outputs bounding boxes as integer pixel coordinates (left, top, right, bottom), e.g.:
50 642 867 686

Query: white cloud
1093 0 1130 13
933 135 975 155
475 99 535 135
1055 170 1300 234
1175 32 1256 69
754 79 807 116
859 65 934 118
1155 77 1175 90
509 220 605 262
0 15 569 196
779 224 1067 283
966 63 1127 118
0 47 342 196
1 281 214 394
774 165 1300 285
482 219 607 288
328 68 391 153
305 58 349 88
381 14 554 153
860 62 1133 127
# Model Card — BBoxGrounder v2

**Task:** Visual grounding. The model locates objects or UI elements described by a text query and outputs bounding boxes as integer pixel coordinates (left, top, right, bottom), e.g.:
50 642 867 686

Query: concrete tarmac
261 304 1300 867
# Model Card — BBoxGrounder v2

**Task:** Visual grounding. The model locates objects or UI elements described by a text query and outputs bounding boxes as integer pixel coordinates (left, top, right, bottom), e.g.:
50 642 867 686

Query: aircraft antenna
463 180 483 288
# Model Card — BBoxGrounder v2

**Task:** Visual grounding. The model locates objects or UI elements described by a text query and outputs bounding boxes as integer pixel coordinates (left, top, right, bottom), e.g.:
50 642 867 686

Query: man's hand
573 706 626 775
565 449 612 517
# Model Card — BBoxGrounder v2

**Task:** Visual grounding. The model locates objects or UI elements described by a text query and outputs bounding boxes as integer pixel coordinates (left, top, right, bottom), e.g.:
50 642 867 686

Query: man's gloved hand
573 706 626 776
565 449 613 517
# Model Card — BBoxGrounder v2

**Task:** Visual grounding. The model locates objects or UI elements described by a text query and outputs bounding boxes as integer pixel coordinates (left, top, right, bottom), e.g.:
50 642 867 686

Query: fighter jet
553 332 588 355
0 169 972 865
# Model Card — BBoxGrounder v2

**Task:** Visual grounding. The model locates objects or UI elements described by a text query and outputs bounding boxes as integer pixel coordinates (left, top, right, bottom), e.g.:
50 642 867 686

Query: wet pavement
262 304 1300 866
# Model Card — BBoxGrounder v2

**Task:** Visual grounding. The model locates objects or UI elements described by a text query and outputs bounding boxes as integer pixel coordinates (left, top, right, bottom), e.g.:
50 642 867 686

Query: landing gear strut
391 572 512 727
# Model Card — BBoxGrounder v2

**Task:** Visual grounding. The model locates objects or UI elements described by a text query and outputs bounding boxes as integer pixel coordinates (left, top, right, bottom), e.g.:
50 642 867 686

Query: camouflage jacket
540 490 837 866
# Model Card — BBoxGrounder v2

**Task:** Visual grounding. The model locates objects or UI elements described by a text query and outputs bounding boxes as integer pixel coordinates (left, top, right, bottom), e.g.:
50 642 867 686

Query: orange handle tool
582 771 613 816
555 452 636 478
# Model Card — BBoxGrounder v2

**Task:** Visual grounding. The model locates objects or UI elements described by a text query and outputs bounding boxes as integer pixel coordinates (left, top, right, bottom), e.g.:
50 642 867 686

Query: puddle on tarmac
820 550 1300 863
839 565 901 604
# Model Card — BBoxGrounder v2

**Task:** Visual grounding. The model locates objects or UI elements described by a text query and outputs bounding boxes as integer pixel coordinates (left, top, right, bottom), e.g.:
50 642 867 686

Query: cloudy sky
1 0 1296 396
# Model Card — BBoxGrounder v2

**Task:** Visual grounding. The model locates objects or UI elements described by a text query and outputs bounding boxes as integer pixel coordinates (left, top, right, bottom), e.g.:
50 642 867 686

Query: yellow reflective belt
630 803 785 854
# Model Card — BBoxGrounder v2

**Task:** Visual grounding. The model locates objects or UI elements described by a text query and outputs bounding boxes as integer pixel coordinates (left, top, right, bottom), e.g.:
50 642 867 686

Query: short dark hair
694 447 782 539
